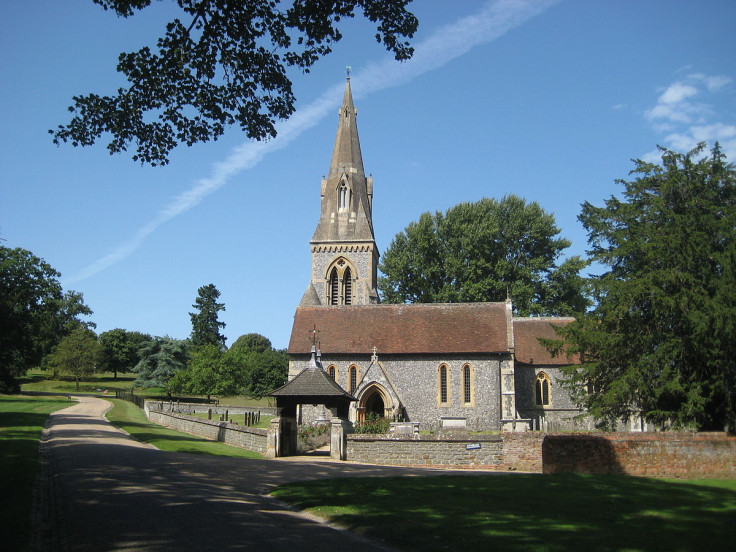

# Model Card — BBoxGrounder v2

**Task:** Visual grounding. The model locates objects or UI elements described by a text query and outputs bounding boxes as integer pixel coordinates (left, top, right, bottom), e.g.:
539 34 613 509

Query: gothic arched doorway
357 383 393 423
364 390 385 418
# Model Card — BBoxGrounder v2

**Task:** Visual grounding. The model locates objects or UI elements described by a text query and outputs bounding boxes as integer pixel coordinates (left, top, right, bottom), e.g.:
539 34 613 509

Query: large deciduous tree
51 0 418 166
46 328 100 391
97 329 152 379
189 283 226 349
549 144 736 431
168 334 287 399
0 246 94 392
378 196 589 316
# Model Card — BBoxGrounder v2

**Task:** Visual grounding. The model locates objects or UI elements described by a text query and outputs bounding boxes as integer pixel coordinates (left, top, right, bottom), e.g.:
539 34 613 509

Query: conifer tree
550 143 736 431
189 283 226 349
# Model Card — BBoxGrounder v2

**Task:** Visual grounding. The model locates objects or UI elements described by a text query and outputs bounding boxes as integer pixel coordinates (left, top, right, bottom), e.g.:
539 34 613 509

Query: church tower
299 75 379 307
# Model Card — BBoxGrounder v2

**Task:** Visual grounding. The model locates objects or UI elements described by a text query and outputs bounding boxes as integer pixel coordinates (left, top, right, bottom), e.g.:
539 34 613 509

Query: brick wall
501 432 545 472
543 432 736 478
148 410 268 454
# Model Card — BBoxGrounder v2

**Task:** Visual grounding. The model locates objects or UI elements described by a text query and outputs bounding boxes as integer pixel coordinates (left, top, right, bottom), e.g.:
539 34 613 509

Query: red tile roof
512 317 579 365
288 303 509 355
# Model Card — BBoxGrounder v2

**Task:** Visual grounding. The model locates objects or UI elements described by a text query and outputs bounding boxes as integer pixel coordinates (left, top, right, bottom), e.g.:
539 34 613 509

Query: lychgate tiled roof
512 317 579 365
270 363 355 399
288 303 509 355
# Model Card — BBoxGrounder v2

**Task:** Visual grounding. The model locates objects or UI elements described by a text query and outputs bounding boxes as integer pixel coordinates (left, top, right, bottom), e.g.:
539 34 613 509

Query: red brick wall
542 432 736 478
501 433 545 472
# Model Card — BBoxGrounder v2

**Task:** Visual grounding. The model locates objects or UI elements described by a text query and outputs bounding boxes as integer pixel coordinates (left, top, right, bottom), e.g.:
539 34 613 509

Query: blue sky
1 0 734 350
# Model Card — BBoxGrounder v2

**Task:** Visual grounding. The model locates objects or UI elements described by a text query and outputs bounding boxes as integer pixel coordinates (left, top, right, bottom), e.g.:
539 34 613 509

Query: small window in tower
328 366 336 381
339 182 348 211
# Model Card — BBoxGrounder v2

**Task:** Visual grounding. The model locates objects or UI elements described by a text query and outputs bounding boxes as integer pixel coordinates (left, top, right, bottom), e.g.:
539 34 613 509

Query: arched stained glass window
536 372 551 406
439 364 449 404
349 365 358 394
463 364 473 405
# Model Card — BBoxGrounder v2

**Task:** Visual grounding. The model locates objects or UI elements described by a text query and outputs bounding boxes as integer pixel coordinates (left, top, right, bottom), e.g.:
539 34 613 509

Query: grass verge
0 394 71 552
271 474 736 551
106 399 263 458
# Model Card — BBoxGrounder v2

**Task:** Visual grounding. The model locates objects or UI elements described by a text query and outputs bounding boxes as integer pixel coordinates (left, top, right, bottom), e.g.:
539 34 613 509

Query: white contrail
64 0 560 285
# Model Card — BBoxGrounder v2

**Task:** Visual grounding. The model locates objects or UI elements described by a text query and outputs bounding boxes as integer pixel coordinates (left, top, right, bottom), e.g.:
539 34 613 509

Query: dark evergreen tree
132 336 189 388
549 144 736 431
189 283 226 349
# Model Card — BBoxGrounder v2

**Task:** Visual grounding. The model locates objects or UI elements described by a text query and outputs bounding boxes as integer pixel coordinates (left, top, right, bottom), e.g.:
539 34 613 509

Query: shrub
354 412 390 434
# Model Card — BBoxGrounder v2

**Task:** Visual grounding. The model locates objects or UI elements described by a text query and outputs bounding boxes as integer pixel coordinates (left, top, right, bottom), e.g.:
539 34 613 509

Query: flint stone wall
346 433 507 469
144 400 276 417
148 409 268 454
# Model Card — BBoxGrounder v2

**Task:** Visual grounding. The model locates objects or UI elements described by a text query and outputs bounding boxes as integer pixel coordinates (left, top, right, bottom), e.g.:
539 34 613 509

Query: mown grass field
271 474 736 551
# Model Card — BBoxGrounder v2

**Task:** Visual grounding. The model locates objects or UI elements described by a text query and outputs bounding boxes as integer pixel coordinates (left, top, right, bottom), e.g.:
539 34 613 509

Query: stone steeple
300 76 379 306
312 76 375 243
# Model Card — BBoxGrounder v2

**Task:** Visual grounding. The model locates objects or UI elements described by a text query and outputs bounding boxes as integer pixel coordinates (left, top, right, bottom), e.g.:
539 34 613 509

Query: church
286 77 585 433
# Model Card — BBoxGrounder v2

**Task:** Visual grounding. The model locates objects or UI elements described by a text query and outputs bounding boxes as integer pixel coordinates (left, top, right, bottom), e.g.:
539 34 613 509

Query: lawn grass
0 394 72 552
271 474 736 551
19 369 270 407
105 399 263 458
19 369 161 396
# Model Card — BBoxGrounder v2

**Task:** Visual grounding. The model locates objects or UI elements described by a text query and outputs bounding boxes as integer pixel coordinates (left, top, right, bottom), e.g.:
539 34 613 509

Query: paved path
32 396 467 551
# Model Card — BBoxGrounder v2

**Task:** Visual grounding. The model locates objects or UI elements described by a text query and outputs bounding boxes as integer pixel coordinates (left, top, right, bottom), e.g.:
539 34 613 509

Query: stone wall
346 433 507 469
543 432 736 478
148 410 268 454
144 400 276 417
292 353 503 431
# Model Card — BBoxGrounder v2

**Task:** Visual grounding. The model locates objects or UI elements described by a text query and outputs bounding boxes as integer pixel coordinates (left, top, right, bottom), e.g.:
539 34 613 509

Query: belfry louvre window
343 267 352 305
329 267 340 305
536 372 551 406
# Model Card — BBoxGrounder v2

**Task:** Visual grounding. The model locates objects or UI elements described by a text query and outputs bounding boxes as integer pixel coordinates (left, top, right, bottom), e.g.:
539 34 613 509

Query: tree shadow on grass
272 473 736 552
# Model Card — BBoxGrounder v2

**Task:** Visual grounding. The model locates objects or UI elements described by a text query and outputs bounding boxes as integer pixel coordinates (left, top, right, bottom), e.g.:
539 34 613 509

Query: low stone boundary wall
144 400 276 417
346 434 506 469
543 432 736 478
148 410 268 454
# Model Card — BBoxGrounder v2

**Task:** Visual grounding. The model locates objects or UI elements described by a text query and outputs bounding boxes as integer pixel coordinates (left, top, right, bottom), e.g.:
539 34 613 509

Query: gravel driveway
32 396 455 551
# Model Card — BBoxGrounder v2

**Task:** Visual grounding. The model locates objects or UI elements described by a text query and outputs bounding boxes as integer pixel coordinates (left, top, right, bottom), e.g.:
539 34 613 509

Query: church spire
327 75 365 179
300 73 380 307
311 75 375 244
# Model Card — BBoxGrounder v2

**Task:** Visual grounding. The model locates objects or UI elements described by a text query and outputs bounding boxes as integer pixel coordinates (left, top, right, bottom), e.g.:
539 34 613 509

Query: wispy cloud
642 72 735 163
65 0 560 285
